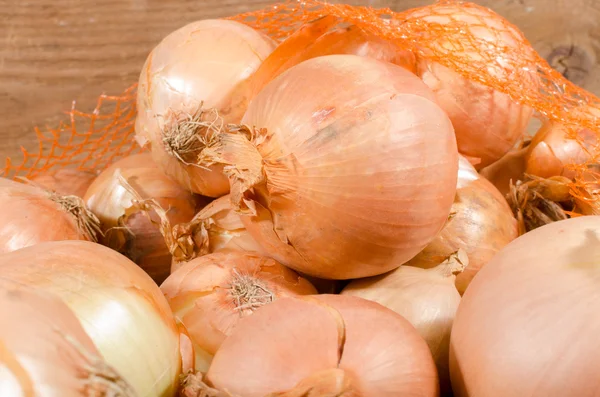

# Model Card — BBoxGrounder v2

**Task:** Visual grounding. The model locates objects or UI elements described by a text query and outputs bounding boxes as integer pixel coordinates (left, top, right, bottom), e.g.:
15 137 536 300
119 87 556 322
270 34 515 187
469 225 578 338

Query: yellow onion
409 4 536 169
160 251 317 372
0 240 182 397
28 168 98 197
136 19 276 197
199 54 458 279
0 279 136 396
164 194 264 273
406 155 518 294
84 153 200 284
204 295 439 396
0 177 100 253
250 15 416 99
342 251 467 396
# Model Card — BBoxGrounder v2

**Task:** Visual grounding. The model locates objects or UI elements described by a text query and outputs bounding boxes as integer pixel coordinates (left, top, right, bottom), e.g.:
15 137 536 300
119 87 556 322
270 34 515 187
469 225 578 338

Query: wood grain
0 0 598 159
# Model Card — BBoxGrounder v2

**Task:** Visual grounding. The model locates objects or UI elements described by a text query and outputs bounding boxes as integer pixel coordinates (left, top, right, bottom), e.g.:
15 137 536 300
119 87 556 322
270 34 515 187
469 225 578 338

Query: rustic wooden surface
1 0 599 159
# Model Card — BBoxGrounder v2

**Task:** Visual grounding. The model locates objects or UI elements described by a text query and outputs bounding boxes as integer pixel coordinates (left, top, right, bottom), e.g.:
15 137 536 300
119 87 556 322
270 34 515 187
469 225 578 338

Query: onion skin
84 153 200 284
342 252 466 396
0 177 99 253
136 19 276 197
450 216 600 397
29 168 98 197
0 240 182 397
206 295 439 397
161 251 317 371
250 16 416 98
406 156 517 294
410 4 535 169
0 280 136 397
206 54 458 280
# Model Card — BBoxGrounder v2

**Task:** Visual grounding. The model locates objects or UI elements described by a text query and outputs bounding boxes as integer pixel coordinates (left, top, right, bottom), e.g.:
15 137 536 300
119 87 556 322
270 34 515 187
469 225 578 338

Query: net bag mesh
4 0 600 210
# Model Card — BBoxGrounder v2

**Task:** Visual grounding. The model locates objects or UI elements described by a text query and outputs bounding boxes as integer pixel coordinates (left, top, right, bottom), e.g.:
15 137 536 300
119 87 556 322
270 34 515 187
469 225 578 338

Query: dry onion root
135 19 276 197
160 251 317 372
197 54 458 280
202 295 439 397
0 240 183 397
84 153 201 284
342 250 467 396
0 279 136 397
28 168 98 197
409 3 536 169
0 177 100 253
250 15 416 99
405 156 518 294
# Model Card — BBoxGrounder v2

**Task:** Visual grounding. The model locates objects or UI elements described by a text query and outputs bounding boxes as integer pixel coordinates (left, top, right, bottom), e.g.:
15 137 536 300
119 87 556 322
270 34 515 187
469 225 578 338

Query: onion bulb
28 168 98 197
0 279 136 396
204 295 439 396
250 15 416 98
160 251 317 371
0 177 100 253
199 54 458 279
84 153 200 284
0 240 182 397
136 19 276 197
405 155 517 294
409 4 536 169
342 250 467 395
450 216 600 397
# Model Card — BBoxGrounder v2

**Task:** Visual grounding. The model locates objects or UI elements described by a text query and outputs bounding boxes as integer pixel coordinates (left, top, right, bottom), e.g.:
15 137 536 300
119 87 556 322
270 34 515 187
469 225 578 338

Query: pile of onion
0 240 182 397
0 279 136 396
0 177 100 253
84 153 201 283
199 295 438 396
161 251 317 371
28 168 98 197
408 3 536 169
451 216 600 396
343 250 467 395
198 54 458 279
405 155 517 293
250 15 416 98
136 19 276 197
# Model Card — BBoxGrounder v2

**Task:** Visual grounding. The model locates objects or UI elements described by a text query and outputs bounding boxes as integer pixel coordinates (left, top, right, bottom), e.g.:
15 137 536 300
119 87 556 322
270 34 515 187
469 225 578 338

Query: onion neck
434 249 468 278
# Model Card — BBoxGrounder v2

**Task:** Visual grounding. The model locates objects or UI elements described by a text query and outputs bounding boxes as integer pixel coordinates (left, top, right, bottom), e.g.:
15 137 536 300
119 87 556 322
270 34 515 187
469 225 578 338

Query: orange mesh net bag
5 0 600 229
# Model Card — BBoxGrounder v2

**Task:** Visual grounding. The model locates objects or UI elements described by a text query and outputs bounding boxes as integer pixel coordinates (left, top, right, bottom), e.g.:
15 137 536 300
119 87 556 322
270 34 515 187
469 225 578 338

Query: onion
0 177 100 253
450 216 600 397
160 251 317 372
409 4 535 169
479 144 529 196
204 295 439 396
0 240 182 397
250 15 416 98
342 250 467 395
28 168 98 197
199 54 458 279
405 155 517 294
136 19 276 197
84 153 200 284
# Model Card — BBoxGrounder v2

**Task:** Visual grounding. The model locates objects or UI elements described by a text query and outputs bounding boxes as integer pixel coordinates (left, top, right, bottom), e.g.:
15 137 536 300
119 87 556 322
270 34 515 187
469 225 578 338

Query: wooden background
1 0 599 159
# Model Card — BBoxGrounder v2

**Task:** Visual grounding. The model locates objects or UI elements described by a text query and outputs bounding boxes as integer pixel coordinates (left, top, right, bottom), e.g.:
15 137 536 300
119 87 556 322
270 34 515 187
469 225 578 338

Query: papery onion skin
0 240 182 397
450 216 600 397
136 19 276 197
29 168 98 197
161 251 317 372
406 156 517 294
0 280 136 397
206 295 439 397
213 54 458 280
0 177 99 253
410 4 535 169
250 16 416 98
84 153 200 284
